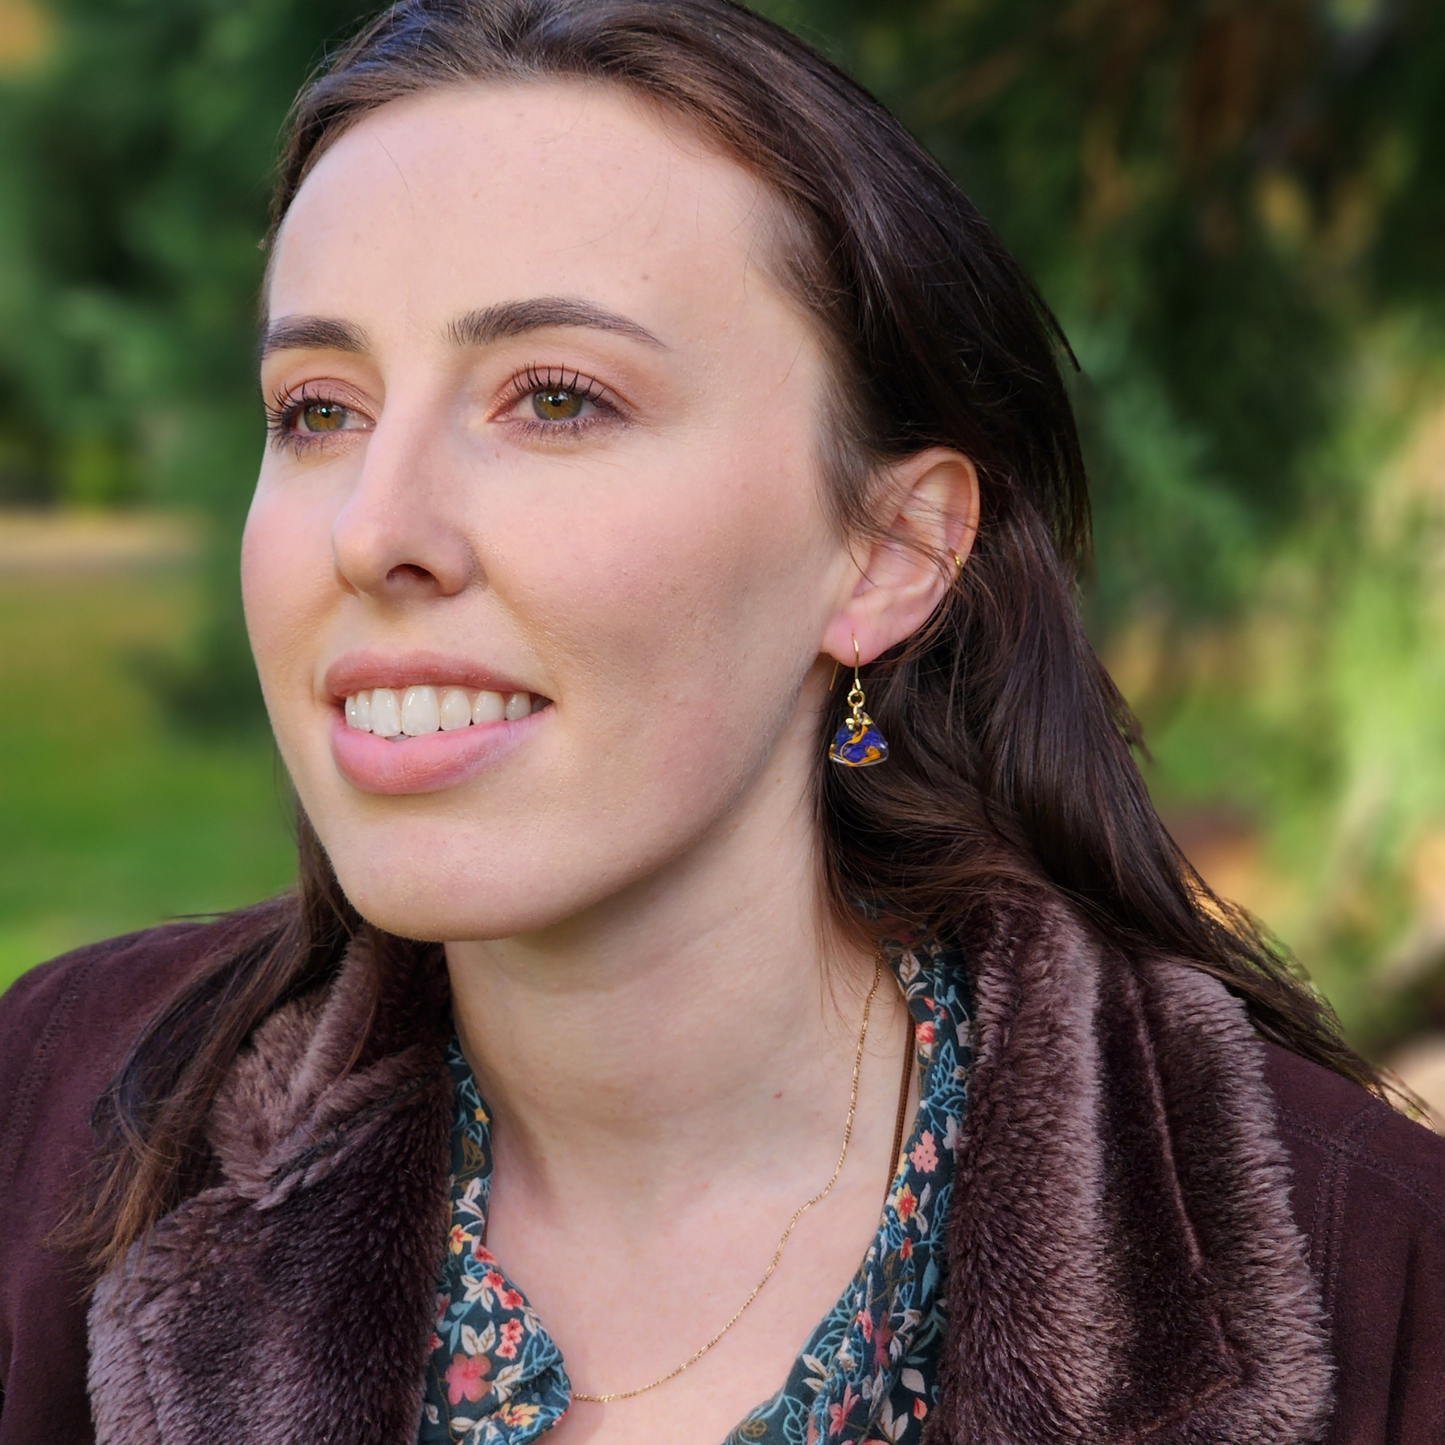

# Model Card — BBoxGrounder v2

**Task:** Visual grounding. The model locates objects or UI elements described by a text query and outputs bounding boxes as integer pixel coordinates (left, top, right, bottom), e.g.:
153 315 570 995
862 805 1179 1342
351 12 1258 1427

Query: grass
0 563 296 993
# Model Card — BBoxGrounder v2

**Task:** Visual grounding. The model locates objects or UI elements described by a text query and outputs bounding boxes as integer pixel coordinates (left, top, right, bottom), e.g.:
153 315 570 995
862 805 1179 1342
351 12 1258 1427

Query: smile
329 684 552 795
343 685 549 736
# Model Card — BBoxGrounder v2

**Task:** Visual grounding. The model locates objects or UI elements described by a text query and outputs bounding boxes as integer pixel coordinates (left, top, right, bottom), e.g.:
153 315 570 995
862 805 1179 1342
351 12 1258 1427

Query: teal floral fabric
417 1069 568 1442
418 938 972 1445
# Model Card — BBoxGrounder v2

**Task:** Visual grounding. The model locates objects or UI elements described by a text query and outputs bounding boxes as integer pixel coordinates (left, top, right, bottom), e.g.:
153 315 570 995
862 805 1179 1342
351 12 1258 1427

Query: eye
298 399 353 433
532 386 594 423
264 384 373 454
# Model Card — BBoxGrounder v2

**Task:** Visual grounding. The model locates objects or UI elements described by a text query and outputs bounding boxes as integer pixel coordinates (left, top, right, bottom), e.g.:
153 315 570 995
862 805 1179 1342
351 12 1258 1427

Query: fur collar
88 899 1331 1444
929 899 1331 1443
88 934 454 1445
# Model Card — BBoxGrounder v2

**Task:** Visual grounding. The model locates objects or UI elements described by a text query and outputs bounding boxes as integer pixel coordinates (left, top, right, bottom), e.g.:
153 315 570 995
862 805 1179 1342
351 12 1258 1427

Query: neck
444 736 907 1216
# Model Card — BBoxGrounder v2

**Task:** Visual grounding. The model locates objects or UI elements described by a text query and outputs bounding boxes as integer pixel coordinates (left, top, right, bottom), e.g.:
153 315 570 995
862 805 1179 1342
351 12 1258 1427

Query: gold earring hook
846 636 867 720
830 636 863 692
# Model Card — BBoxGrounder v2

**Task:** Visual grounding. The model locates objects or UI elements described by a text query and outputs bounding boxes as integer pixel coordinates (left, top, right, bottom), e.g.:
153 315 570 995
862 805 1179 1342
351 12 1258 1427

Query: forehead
268 79 800 338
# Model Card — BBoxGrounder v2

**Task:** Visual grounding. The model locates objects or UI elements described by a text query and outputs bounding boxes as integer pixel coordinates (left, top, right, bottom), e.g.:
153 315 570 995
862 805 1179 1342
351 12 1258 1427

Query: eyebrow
257 296 665 366
259 316 370 362
446 297 666 349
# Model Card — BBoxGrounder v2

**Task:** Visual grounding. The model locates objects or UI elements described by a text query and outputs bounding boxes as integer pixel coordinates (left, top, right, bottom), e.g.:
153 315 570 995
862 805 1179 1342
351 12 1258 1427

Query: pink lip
323 649 535 703
329 707 546 795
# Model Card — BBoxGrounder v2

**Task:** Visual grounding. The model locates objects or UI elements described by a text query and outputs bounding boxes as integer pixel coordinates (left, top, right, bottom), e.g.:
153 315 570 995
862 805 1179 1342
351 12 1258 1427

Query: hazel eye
532 387 593 422
300 400 350 432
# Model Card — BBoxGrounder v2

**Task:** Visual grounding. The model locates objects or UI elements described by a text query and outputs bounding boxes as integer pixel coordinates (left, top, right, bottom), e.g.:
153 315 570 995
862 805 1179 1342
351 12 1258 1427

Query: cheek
515 436 833 766
241 476 337 716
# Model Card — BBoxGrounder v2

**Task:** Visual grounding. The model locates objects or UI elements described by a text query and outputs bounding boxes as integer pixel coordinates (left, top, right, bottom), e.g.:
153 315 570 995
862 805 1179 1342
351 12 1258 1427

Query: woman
2 2 1441 1442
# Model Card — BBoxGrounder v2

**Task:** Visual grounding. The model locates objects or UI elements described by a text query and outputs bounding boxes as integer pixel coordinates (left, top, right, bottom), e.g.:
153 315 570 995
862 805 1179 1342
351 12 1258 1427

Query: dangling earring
828 637 889 767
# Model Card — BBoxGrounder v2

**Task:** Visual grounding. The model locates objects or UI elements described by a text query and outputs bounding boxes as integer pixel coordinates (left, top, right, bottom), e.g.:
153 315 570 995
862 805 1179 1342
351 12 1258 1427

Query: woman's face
243 81 857 940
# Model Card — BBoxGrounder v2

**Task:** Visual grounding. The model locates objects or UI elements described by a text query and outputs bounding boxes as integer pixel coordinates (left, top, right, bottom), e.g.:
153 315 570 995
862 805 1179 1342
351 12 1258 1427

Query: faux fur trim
88 933 454 1445
1131 960 1334 1441
930 896 1332 1444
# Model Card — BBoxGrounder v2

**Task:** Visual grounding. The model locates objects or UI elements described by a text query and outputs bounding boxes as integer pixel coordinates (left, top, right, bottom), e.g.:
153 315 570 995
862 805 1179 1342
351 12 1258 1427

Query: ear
821 448 980 668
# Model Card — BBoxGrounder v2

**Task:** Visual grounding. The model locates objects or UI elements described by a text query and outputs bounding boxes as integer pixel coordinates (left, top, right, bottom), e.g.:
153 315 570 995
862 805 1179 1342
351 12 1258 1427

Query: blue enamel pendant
829 712 889 767
830 642 889 767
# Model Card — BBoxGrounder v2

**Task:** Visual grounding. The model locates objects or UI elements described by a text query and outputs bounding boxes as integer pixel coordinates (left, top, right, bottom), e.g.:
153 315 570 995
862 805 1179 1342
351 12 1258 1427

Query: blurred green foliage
760 0 1445 618
0 0 374 504
1 0 1444 1045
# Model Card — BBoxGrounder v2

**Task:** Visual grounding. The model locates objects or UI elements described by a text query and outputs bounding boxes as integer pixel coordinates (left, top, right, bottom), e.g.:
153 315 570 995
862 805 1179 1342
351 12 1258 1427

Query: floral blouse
418 938 972 1445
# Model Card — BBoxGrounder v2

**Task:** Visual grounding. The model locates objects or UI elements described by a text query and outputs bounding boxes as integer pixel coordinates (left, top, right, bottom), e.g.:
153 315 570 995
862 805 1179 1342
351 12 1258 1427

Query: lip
330 706 545 795
323 649 536 704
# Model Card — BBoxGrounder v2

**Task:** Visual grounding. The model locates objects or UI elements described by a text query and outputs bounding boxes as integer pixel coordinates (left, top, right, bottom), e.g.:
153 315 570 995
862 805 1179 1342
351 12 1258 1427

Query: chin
333 862 540 942
319 835 631 944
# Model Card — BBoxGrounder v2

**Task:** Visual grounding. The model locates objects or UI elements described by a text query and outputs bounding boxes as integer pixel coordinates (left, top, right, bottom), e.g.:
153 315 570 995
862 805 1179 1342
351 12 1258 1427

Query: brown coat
2 900 1443 1444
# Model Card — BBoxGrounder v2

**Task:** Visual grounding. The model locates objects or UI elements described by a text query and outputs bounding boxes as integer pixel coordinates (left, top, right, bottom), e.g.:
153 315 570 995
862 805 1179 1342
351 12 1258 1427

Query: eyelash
264 367 623 456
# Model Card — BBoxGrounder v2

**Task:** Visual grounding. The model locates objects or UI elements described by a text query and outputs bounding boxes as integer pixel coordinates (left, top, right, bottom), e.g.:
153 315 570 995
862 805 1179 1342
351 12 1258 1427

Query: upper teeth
344 686 544 737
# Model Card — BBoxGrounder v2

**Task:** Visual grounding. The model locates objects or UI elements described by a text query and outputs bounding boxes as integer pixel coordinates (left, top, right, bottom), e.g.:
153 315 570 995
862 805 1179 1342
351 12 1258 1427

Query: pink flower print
434 1293 450 1322
496 1319 525 1360
899 1236 913 1261
474 1244 499 1266
444 1352 489 1406
873 1312 897 1368
427 1332 442 1351
856 1309 873 1343
913 1398 928 1419
500 1287 524 1310
909 1130 938 1173
484 1268 507 1292
893 1183 918 1223
914 1020 935 1056
828 1383 861 1437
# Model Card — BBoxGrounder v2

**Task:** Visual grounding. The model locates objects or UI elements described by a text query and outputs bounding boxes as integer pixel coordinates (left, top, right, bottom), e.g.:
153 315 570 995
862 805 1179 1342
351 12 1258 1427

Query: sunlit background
2 0 1443 1111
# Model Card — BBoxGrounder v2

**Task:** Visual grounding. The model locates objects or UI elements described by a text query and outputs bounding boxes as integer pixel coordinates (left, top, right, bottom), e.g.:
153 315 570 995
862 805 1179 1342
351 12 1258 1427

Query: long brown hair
75 0 1379 1271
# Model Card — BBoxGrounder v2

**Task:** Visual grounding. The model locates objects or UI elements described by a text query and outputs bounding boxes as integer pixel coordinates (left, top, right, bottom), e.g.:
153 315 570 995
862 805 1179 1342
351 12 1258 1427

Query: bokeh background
2 0 1444 1105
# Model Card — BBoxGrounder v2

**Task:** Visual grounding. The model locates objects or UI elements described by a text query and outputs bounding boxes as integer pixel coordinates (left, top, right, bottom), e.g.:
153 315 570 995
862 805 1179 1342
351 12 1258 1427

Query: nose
330 397 479 601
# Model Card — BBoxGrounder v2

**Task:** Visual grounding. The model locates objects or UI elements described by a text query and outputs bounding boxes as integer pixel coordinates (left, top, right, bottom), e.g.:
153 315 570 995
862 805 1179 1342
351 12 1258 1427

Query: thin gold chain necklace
571 953 886 1405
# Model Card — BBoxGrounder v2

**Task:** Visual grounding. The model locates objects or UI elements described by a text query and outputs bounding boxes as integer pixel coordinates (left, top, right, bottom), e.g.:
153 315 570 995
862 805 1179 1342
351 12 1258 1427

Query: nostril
385 563 434 586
